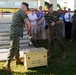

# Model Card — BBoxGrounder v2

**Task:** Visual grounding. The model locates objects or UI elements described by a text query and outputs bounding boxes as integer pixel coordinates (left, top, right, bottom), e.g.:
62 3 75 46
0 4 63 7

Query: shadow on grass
13 66 54 75
0 66 54 75
0 69 13 75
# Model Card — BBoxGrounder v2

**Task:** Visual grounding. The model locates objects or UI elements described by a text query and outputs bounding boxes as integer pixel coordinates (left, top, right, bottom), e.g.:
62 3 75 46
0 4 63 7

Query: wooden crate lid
23 47 48 53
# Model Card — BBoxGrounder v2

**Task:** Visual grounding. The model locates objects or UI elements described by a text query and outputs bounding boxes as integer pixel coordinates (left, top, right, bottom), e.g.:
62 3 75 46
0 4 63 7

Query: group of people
27 6 45 43
2 2 76 73
58 7 76 42
28 6 76 43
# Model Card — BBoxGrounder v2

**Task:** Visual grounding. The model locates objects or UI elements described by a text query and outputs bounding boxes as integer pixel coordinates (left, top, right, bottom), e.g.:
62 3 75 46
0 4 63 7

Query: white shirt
28 13 38 25
64 12 73 22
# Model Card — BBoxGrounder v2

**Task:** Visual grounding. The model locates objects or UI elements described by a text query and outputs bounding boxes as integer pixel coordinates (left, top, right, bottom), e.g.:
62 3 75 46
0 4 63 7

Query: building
0 0 76 10
0 0 45 12
0 0 45 9
0 0 57 12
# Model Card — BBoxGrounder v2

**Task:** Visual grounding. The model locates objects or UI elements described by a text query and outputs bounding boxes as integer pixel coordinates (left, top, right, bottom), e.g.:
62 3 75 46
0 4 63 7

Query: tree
45 2 61 10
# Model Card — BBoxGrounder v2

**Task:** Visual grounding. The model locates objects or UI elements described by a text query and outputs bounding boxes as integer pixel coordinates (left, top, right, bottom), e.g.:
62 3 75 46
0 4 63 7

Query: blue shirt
36 11 44 25
60 14 65 21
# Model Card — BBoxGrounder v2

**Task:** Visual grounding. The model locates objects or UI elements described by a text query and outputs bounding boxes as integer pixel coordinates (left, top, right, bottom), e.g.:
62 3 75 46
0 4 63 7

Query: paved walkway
0 47 34 61
0 49 23 61
0 15 12 23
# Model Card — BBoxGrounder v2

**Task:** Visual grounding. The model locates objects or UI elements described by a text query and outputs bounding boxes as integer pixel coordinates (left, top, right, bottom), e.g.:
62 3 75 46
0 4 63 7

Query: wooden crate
23 47 48 70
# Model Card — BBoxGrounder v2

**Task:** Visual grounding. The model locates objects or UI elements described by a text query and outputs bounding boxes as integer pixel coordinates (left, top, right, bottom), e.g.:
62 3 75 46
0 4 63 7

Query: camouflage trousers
48 25 66 53
7 34 20 62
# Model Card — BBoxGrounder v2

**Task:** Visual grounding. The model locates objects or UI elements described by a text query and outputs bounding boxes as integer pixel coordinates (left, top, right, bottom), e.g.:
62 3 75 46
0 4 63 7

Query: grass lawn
0 39 76 75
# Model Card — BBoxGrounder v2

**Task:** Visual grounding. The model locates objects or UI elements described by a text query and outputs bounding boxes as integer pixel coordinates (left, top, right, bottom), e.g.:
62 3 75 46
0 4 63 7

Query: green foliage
45 1 49 6
45 2 61 10
57 4 61 9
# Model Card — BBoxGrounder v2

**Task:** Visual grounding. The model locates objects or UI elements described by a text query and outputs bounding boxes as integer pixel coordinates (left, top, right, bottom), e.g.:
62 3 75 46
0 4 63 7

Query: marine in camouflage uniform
8 9 28 62
45 4 66 59
3 2 31 72
70 10 76 42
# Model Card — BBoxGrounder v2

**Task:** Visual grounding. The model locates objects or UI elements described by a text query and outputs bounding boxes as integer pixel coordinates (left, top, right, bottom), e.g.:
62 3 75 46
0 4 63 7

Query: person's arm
72 15 76 22
25 20 37 27
27 14 34 22
51 19 62 26
29 19 36 22
20 11 37 27
38 14 42 19
56 19 62 24
37 17 45 24
50 20 62 26
51 13 62 26
37 12 44 20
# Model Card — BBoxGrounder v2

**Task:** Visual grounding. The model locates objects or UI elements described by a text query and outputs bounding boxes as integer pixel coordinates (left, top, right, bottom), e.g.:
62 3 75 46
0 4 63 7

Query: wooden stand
23 47 48 70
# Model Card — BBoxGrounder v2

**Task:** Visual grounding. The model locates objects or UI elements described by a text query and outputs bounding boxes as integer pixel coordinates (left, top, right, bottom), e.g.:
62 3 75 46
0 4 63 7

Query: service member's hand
31 24 37 28
51 21 55 26
34 25 37 28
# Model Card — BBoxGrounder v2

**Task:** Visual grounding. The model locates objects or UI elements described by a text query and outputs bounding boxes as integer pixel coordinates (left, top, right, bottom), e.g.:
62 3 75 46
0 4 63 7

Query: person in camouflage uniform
70 10 76 42
3 2 36 73
45 4 66 59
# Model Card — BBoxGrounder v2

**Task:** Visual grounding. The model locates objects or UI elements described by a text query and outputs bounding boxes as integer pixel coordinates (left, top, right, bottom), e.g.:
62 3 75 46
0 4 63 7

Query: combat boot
16 58 23 65
3 61 12 73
